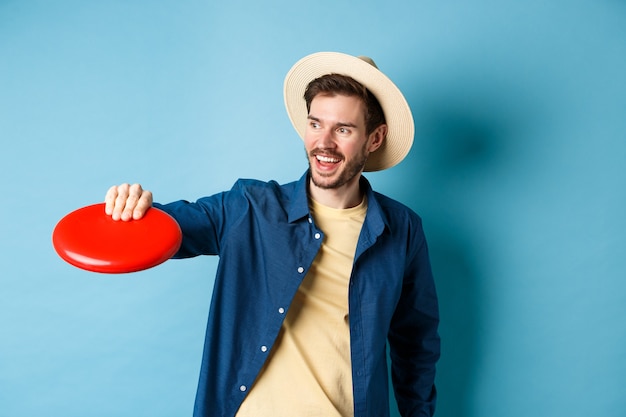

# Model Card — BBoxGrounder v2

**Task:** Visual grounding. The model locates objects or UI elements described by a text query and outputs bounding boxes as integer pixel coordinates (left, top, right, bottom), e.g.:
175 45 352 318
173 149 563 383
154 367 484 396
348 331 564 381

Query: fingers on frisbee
104 185 119 215
133 191 153 220
104 183 146 221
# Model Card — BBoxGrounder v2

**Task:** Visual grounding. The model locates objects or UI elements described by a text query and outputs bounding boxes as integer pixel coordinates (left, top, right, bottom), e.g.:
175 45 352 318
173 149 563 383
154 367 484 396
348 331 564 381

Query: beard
307 145 369 190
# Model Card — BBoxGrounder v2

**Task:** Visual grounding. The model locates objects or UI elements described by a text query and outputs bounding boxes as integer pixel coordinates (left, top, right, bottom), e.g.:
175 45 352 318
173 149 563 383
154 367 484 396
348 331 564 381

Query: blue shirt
154 171 440 417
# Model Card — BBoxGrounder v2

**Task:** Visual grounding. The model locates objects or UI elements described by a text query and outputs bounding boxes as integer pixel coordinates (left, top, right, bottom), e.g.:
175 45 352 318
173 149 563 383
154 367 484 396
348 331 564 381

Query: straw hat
283 51 414 172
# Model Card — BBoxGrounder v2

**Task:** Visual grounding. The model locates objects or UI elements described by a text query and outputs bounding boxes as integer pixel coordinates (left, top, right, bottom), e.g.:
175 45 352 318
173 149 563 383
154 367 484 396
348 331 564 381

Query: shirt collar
287 171 387 238
358 175 387 247
287 171 312 223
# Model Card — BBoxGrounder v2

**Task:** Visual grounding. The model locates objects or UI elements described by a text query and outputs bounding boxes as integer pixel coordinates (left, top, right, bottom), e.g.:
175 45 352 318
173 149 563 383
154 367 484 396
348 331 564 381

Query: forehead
308 94 366 125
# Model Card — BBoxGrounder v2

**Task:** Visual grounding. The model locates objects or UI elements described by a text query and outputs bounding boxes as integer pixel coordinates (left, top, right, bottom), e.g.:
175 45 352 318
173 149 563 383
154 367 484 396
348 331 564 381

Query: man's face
304 94 382 191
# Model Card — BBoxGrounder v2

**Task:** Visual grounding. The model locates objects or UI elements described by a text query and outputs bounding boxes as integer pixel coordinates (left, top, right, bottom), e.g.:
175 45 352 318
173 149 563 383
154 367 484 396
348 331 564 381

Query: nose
317 128 336 149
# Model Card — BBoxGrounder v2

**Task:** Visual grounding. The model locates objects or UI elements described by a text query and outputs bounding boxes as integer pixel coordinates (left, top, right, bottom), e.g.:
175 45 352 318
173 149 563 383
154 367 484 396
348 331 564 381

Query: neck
308 175 363 209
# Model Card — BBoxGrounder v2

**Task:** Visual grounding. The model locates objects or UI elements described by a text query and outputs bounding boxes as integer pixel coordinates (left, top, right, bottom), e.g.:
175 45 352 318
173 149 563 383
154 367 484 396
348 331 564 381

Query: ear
367 124 387 153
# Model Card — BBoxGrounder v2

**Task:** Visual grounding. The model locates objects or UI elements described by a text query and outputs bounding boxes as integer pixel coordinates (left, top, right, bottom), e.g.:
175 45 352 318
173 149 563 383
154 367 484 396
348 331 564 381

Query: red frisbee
52 203 182 274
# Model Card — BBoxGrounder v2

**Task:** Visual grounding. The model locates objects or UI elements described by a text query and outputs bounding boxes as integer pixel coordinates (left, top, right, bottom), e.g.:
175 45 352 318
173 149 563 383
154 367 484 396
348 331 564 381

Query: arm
388 230 440 417
103 182 232 258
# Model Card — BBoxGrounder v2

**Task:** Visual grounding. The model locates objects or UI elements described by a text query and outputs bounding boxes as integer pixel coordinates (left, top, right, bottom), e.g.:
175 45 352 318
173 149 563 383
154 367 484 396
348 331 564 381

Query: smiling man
105 52 440 417
305 91 385 207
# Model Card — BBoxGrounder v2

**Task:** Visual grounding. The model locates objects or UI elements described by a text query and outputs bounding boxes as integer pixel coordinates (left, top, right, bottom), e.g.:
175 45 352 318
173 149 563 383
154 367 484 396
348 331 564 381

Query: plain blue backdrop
1 1 625 416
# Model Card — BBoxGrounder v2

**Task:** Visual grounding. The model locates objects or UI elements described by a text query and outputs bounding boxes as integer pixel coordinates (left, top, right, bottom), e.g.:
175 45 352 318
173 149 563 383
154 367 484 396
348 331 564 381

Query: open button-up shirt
154 171 440 417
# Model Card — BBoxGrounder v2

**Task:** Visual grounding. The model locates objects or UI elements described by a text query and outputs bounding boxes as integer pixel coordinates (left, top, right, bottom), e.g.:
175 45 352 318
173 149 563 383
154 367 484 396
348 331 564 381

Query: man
105 52 440 417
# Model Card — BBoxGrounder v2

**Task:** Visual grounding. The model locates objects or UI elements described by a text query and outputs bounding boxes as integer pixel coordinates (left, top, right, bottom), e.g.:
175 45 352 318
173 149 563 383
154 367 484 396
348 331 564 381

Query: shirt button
239 385 247 392
314 232 321 240
260 345 268 352
308 217 313 223
297 266 304 273
278 307 285 314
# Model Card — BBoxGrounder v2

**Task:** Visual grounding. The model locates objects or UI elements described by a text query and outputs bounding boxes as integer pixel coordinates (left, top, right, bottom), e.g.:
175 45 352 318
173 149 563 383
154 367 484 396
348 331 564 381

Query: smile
315 155 341 163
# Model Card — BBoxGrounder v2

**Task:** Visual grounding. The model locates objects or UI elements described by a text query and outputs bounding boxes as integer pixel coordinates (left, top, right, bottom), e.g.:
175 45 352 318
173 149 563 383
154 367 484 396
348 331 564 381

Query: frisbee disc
52 203 182 273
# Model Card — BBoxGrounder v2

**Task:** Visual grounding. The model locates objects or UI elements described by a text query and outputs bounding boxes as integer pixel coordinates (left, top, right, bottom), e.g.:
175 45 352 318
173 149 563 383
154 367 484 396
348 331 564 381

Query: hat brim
283 52 414 172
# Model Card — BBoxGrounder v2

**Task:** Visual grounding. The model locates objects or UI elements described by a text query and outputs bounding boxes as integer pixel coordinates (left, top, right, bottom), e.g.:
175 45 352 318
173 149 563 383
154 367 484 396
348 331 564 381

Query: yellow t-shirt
236 197 367 417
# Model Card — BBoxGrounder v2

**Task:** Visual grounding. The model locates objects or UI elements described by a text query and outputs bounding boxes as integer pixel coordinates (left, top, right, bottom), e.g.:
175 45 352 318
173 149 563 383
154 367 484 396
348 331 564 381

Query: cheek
303 137 318 155
303 135 314 150
303 129 323 149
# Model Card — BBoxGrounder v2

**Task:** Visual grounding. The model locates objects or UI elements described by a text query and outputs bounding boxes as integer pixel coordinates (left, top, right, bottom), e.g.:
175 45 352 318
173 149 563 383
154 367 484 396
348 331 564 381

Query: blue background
2 1 625 416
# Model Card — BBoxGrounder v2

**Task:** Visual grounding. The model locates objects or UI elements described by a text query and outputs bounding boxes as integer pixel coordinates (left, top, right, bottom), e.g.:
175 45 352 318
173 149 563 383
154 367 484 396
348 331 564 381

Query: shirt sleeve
152 182 250 259
387 220 440 417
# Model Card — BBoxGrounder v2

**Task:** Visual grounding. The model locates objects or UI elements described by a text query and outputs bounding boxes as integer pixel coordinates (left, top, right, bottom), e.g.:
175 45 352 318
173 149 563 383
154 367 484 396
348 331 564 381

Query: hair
304 73 386 135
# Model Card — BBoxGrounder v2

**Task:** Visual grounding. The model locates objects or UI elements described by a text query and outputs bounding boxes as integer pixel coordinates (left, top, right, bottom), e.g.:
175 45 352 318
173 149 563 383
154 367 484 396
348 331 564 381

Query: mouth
311 151 343 172
315 154 341 164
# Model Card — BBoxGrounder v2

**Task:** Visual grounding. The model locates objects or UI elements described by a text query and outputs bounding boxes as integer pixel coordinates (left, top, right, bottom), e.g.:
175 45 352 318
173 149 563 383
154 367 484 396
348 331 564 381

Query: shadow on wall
387 76 528 417
412 114 489 417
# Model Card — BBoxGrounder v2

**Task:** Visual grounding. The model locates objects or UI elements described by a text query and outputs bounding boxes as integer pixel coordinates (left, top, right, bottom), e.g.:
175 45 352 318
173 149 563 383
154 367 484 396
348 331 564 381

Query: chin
311 170 360 191
310 173 336 190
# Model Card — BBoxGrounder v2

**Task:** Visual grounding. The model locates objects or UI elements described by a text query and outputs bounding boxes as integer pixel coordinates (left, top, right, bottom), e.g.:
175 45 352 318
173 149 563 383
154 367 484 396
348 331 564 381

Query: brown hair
304 73 386 135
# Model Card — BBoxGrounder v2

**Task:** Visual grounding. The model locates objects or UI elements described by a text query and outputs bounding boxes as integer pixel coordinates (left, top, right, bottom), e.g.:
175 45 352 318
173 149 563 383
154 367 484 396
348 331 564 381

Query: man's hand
105 183 153 221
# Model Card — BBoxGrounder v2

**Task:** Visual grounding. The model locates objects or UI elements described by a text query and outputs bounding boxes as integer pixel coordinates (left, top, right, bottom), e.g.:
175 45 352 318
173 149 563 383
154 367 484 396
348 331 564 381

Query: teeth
316 155 340 163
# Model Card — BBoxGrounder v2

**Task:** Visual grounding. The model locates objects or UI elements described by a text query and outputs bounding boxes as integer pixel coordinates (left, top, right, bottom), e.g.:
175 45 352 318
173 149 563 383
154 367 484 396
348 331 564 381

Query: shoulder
372 191 424 226
223 178 301 213
369 191 429 255
230 178 297 198
360 175 423 228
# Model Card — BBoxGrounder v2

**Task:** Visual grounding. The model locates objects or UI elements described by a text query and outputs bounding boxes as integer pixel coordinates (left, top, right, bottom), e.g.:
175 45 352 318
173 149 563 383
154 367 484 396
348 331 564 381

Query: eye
309 120 321 129
337 127 351 135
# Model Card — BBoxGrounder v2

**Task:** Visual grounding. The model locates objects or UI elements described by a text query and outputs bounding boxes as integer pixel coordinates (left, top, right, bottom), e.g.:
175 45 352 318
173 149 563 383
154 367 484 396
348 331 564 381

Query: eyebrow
307 115 359 129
